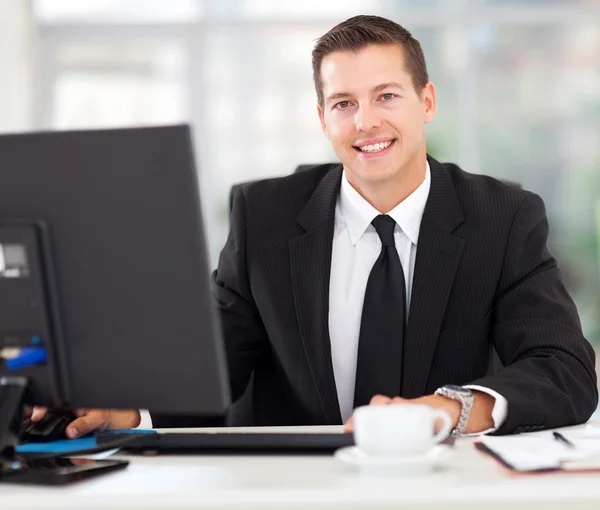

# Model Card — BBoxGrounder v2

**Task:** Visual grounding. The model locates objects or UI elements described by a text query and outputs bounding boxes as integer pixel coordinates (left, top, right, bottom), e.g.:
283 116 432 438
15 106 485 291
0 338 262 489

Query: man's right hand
30 407 141 439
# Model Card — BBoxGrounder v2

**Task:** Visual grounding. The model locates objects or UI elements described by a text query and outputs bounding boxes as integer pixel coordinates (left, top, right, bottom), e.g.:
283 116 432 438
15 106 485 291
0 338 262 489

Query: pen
553 431 576 449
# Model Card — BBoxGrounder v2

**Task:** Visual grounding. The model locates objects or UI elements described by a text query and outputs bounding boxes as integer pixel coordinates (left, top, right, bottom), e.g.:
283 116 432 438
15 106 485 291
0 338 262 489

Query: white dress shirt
140 161 507 432
328 162 507 433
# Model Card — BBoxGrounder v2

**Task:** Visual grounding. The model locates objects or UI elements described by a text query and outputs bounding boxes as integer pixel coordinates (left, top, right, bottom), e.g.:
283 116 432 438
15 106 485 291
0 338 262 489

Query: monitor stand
0 376 128 485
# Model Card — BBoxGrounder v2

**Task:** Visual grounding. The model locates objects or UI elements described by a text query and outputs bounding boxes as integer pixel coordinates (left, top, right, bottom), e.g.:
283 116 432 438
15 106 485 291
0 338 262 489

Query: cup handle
431 410 453 443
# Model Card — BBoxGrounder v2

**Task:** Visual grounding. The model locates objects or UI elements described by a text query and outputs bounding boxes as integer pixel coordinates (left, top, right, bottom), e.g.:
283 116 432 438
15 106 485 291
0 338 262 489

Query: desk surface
3 423 600 510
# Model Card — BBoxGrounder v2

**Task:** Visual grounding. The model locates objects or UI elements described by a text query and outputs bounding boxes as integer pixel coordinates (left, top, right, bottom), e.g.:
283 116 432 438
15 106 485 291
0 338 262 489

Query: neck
346 156 427 214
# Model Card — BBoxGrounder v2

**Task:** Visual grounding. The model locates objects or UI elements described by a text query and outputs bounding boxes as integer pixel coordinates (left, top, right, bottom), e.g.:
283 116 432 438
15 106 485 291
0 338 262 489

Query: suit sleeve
210 186 269 402
151 188 268 428
468 193 598 434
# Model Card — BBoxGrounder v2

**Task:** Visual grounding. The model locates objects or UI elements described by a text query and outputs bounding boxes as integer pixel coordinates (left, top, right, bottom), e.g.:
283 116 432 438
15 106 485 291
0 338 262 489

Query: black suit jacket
155 156 598 434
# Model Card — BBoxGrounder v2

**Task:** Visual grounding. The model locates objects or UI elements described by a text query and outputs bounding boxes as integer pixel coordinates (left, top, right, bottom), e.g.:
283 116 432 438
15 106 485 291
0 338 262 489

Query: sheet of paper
480 431 600 472
562 424 600 441
480 435 566 471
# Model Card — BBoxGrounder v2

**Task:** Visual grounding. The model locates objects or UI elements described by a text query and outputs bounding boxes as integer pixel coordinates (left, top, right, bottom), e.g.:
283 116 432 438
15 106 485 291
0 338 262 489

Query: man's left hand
344 391 495 434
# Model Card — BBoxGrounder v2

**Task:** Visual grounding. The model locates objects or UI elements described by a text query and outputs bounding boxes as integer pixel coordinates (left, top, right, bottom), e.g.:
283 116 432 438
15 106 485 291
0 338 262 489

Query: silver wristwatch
434 385 474 435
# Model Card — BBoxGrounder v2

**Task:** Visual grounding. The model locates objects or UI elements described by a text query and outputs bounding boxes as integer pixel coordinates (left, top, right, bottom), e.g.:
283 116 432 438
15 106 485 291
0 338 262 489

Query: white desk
3 423 600 510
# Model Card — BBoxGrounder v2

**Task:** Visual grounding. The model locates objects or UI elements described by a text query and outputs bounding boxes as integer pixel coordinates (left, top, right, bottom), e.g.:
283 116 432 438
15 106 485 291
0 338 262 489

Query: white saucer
334 444 453 475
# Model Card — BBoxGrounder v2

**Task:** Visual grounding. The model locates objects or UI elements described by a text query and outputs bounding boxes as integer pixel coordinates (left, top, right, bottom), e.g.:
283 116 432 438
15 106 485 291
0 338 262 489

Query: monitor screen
0 125 230 416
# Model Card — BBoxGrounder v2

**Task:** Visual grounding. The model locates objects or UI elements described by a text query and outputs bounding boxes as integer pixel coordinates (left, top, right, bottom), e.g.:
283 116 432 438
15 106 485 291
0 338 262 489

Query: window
34 0 600 344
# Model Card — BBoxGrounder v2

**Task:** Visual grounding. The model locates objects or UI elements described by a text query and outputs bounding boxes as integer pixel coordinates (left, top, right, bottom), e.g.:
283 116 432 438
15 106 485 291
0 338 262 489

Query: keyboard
96 430 355 454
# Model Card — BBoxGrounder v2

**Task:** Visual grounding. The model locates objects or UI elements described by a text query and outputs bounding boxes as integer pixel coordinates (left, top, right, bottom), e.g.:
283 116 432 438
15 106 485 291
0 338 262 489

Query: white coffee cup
352 404 453 456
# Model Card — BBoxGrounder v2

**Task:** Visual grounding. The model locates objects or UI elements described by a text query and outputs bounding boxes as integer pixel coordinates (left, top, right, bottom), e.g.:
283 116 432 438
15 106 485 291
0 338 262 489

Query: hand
344 391 494 434
344 394 459 433
30 407 141 439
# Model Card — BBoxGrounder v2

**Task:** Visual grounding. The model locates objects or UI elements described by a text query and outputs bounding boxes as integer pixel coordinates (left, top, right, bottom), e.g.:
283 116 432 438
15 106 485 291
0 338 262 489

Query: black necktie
353 214 406 408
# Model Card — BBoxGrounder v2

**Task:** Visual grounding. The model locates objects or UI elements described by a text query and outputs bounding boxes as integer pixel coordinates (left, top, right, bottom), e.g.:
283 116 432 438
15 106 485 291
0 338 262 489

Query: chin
355 164 399 183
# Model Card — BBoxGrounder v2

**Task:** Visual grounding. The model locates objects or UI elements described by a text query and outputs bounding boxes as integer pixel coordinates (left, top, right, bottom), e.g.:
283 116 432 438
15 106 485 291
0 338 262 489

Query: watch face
445 384 471 395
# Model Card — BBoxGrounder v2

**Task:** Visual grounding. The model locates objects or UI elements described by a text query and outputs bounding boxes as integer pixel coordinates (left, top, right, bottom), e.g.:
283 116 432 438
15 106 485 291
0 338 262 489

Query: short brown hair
312 15 429 107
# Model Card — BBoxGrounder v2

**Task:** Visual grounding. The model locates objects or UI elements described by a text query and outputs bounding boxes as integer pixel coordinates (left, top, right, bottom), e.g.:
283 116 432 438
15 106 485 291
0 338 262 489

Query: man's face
317 44 436 187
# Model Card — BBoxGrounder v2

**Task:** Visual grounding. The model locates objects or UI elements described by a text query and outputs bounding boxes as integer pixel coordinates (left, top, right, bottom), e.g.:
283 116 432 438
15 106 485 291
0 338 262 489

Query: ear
317 103 329 137
422 82 437 124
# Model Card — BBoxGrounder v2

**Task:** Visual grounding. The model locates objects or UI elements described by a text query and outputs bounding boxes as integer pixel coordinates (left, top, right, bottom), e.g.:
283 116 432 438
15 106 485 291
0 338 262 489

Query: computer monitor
0 125 230 461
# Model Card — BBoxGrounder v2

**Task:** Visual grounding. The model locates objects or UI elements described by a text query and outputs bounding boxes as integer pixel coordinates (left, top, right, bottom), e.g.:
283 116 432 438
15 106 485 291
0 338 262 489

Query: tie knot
371 215 396 247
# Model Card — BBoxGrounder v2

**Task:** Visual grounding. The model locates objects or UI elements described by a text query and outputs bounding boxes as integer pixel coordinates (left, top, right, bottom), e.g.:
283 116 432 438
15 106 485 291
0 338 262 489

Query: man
32 15 597 437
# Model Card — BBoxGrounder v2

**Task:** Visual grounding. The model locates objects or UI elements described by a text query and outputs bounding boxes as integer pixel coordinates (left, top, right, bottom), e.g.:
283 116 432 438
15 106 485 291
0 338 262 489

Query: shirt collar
339 161 431 246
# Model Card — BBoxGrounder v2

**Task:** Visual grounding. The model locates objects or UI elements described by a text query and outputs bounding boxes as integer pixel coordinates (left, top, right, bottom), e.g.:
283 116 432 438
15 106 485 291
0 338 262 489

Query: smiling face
317 43 436 192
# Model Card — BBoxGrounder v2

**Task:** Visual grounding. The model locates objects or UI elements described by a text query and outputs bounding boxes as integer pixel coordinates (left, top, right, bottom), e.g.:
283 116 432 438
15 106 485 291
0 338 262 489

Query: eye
334 101 351 110
380 93 396 101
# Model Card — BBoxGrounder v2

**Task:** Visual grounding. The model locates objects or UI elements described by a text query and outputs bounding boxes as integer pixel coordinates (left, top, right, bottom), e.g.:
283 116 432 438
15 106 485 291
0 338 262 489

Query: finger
344 416 354 433
391 397 406 404
369 394 393 405
433 415 449 434
68 458 96 467
23 405 34 419
31 407 48 422
74 408 90 418
66 411 108 439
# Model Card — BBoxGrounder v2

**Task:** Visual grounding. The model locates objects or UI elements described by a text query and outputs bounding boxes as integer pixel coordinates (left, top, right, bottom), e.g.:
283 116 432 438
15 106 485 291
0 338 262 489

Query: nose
355 103 382 133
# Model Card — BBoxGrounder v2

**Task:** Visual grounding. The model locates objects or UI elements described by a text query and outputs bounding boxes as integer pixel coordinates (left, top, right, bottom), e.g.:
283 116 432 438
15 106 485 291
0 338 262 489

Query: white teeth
358 140 393 153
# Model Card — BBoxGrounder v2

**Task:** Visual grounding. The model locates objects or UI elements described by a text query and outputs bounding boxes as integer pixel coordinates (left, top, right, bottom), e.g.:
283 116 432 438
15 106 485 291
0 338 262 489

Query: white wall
0 0 35 133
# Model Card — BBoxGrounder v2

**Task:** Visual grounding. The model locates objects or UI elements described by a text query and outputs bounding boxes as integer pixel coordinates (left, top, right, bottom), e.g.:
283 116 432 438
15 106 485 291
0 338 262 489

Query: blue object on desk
15 429 156 454
16 436 97 454
101 429 156 435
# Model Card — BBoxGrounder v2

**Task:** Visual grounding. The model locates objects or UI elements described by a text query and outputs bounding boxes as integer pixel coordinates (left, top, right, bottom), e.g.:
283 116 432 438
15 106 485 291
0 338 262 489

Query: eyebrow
372 82 406 94
325 82 406 105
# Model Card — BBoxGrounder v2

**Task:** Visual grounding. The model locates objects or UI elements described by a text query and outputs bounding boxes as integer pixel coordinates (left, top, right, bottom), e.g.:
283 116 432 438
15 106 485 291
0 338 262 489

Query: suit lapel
289 166 343 424
402 157 466 398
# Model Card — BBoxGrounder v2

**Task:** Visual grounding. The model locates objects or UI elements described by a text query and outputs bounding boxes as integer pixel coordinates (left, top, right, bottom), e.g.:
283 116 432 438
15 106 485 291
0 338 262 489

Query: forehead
320 44 412 96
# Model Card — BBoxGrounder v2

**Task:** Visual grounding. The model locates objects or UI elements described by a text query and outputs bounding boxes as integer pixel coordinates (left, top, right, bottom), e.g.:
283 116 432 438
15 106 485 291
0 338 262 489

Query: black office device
20 409 77 443
97 430 355 454
0 125 230 483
